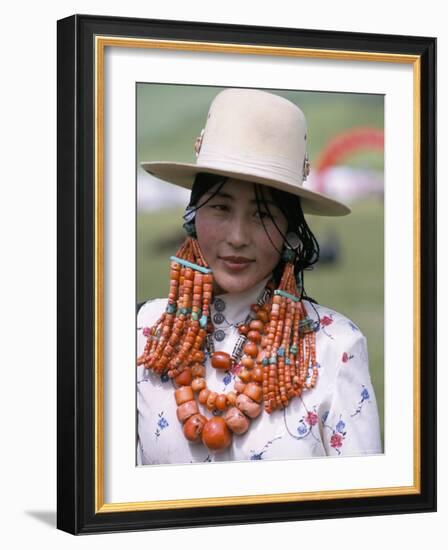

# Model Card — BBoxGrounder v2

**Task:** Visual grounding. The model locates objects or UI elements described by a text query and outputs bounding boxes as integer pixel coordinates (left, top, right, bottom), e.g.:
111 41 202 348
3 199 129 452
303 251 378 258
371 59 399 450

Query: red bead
247 330 262 344
244 382 263 403
241 356 254 369
174 386 194 405
249 320 264 332
192 351 205 363
243 342 258 358
183 414 207 442
238 324 249 335
252 366 264 383
198 388 210 405
256 310 269 323
211 351 232 370
201 417 232 451
174 368 192 386
215 394 227 411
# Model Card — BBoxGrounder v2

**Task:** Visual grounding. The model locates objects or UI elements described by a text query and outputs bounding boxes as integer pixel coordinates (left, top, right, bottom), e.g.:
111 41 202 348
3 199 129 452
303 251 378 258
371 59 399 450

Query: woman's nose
225 214 251 249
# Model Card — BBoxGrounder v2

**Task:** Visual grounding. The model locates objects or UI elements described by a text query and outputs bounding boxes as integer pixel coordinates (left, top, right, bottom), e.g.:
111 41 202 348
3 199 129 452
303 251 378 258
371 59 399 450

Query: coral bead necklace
137 235 318 452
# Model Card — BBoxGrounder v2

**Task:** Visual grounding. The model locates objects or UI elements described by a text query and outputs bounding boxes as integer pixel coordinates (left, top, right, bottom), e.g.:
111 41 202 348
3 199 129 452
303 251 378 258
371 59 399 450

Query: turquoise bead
199 315 208 328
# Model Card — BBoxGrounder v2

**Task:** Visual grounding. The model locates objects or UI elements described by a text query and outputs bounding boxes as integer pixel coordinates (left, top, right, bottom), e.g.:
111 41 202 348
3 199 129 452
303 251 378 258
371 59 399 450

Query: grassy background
137 84 384 170
137 84 385 446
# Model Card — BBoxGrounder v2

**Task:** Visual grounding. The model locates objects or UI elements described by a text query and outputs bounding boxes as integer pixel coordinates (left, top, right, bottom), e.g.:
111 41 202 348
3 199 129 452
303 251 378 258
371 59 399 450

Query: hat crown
197 89 308 183
141 87 351 216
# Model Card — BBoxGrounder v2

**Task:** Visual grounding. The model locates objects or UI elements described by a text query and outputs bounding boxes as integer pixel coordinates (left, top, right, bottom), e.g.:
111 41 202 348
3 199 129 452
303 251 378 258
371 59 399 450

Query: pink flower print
342 352 354 363
320 315 335 340
230 363 242 375
305 411 319 426
142 327 151 337
321 315 333 327
330 432 344 449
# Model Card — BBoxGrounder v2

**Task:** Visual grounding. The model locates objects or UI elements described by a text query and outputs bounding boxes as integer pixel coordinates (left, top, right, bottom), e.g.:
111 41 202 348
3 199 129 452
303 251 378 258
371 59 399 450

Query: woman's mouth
219 256 255 272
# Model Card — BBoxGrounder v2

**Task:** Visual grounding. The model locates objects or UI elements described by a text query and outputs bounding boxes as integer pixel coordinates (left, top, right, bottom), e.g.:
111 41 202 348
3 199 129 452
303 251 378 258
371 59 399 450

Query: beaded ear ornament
137 224 318 452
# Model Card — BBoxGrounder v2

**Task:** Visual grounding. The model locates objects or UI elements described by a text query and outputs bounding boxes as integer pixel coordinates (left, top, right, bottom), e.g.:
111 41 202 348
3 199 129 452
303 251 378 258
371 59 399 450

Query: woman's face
194 178 288 295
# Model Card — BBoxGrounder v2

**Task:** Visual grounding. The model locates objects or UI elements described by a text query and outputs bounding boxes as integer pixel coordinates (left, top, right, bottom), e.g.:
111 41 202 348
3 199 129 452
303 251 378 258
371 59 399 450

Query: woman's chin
213 271 260 296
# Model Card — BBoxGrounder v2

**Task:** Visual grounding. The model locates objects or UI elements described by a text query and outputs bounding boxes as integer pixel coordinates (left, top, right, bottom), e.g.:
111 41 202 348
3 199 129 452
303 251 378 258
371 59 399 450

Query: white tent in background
137 168 190 211
306 166 384 205
137 165 384 212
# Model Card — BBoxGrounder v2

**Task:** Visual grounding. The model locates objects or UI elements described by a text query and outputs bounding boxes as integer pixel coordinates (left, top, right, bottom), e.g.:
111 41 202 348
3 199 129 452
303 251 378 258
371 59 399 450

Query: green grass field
137 197 384 446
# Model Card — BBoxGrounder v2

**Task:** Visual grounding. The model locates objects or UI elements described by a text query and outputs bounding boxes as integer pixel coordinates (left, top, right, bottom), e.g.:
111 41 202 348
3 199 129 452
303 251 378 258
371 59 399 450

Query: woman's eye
255 211 270 220
209 204 229 212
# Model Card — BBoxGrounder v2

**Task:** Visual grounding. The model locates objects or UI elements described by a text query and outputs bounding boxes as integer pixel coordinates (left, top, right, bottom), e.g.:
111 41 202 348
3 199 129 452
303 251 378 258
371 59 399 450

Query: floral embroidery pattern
222 371 237 390
230 362 241 375
330 432 344 450
348 321 360 332
351 386 371 417
286 405 322 444
342 351 354 363
155 411 169 439
250 436 282 460
306 411 319 426
319 314 335 339
323 414 347 455
320 315 334 327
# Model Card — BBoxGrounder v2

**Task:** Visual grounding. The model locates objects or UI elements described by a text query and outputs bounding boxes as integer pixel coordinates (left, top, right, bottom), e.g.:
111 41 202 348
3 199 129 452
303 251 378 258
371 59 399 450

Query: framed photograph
57 14 436 534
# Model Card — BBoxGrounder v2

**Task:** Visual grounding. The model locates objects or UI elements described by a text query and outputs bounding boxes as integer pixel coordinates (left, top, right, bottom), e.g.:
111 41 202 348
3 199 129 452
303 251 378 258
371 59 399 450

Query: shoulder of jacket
303 300 366 340
137 298 168 326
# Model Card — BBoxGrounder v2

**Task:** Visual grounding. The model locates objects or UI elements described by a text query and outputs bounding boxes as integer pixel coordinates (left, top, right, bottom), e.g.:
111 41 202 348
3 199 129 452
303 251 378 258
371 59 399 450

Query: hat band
197 148 303 187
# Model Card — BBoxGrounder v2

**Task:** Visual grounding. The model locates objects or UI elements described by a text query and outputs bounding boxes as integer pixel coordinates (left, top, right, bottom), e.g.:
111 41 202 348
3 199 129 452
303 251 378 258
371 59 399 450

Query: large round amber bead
201 416 232 451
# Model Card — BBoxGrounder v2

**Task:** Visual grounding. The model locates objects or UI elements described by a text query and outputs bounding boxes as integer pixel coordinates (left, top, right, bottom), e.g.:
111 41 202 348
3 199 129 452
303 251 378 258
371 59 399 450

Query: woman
137 88 381 464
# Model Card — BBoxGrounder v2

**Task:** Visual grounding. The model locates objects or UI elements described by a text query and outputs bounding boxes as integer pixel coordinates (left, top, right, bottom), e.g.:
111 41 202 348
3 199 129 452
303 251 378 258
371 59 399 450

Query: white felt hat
141 88 350 216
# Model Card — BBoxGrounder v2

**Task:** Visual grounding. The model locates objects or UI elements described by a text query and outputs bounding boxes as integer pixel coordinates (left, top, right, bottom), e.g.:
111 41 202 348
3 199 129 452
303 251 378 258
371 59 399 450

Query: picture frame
57 14 436 535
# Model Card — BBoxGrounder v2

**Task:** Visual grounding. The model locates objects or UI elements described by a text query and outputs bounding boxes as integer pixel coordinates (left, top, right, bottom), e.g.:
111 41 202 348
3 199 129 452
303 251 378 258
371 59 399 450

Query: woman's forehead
204 178 275 202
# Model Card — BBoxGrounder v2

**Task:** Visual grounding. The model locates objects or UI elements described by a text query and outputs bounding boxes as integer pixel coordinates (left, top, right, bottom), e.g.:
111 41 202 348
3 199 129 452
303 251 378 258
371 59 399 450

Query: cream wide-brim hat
141 88 350 216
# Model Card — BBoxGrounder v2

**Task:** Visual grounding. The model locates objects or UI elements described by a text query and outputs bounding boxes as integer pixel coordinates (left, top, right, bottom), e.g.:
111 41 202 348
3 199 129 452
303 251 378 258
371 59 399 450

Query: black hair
184 172 320 302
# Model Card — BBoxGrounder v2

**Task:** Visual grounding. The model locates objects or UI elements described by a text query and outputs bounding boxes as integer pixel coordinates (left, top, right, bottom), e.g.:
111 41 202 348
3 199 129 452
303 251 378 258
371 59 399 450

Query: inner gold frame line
94 35 421 514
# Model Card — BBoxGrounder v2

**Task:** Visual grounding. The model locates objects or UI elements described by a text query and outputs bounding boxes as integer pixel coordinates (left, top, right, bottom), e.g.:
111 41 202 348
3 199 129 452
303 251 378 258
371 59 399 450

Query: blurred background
137 84 384 447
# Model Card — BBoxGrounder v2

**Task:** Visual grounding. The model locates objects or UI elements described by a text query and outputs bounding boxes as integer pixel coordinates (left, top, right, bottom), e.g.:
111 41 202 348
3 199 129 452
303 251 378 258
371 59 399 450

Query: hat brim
141 161 351 216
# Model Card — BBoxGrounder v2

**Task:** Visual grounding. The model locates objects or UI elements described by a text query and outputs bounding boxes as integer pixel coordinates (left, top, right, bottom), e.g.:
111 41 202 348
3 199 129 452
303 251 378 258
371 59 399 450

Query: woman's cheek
256 232 283 273
195 217 221 258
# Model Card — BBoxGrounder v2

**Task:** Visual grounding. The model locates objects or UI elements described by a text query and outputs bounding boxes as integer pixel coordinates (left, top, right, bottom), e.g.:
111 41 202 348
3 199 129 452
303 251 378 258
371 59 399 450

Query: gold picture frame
57 14 436 534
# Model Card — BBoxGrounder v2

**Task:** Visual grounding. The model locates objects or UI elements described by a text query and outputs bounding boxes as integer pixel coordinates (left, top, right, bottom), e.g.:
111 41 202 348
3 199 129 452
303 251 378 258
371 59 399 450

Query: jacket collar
210 275 271 326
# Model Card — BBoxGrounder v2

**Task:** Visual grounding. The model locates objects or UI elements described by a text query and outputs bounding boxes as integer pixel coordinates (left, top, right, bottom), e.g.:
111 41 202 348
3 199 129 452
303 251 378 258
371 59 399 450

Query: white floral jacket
137 277 382 465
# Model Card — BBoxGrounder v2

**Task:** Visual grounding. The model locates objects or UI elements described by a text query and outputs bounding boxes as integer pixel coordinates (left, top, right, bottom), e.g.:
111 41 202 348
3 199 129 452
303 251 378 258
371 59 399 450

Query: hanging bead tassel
137 235 211 378
260 261 318 414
